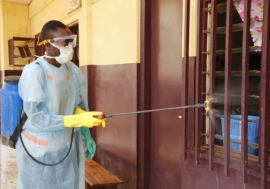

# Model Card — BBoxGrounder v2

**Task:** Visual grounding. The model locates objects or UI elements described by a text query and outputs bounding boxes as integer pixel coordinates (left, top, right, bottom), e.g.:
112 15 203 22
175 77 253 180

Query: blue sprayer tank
0 75 22 146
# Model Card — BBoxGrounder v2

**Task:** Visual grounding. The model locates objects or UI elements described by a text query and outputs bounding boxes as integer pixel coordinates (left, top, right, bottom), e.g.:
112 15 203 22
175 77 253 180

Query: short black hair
40 20 67 40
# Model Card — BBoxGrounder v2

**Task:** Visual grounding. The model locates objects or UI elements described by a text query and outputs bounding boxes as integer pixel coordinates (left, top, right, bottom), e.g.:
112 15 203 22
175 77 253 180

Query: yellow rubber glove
74 107 106 127
64 109 106 128
73 107 97 159
74 107 87 114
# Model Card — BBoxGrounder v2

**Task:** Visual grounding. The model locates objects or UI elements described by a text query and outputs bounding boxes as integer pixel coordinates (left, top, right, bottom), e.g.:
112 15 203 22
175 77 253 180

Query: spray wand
94 100 210 119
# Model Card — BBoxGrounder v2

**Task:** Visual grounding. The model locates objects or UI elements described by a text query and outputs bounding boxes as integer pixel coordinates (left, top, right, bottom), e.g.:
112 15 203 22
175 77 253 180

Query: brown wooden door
149 0 183 188
68 23 79 67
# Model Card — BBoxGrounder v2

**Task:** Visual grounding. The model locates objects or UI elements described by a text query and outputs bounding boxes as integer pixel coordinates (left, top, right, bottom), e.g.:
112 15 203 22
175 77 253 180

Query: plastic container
0 76 22 145
220 115 259 155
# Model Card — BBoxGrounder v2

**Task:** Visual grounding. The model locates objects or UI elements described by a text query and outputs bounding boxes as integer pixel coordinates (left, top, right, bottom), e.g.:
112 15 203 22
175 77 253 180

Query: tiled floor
0 135 18 189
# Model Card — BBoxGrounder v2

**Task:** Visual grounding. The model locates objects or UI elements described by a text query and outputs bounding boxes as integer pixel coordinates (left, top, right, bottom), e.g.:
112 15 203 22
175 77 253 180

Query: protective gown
16 57 88 189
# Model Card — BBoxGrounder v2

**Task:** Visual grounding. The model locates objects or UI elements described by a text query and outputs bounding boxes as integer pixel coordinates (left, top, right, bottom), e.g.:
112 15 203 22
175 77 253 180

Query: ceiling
4 0 32 5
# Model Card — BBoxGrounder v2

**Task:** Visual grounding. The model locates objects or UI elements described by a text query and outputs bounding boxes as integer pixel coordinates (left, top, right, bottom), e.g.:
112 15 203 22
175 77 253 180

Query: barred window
183 0 270 188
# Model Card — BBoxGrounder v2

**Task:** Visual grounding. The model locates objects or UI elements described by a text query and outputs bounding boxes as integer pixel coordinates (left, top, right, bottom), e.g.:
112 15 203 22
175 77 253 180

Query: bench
85 159 124 189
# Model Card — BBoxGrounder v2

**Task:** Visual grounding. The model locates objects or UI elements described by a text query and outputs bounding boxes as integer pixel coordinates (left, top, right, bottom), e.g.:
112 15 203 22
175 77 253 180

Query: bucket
220 115 259 155
0 76 22 145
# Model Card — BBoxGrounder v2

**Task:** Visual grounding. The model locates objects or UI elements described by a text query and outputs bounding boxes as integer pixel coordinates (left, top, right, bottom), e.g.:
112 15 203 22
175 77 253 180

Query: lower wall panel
4 70 22 76
84 63 138 189
1 70 23 88
180 154 263 189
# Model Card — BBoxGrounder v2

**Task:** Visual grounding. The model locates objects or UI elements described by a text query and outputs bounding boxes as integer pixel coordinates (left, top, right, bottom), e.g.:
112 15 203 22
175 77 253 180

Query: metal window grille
183 0 270 188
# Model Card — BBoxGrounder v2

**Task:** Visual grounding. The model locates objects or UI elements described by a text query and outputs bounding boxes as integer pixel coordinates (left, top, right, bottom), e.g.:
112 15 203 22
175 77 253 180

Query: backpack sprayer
94 100 210 119
0 74 74 166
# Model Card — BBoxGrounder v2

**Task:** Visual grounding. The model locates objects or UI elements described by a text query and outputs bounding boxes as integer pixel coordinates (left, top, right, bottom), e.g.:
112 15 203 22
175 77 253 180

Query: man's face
46 27 73 57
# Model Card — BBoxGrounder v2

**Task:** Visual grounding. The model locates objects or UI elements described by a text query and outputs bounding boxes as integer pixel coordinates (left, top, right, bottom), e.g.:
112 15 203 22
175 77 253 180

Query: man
16 20 106 189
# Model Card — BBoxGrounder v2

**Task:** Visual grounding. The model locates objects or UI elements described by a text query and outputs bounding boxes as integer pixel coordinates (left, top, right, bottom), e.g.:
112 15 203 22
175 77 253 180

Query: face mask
45 43 74 64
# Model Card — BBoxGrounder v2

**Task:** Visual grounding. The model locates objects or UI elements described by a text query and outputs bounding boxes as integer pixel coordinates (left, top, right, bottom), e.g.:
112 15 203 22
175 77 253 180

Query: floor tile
0 135 18 189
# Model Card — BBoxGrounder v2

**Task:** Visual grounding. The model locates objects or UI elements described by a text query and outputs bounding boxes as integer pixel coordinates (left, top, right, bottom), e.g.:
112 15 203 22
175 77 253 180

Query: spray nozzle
204 100 210 112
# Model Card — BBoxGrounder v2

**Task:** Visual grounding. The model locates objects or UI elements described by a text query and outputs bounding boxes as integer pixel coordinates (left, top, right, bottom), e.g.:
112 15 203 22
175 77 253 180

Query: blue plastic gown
16 57 88 189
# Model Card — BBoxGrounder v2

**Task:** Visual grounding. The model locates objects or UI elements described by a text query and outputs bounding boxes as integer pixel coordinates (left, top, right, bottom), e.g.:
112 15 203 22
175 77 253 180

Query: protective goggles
37 35 77 48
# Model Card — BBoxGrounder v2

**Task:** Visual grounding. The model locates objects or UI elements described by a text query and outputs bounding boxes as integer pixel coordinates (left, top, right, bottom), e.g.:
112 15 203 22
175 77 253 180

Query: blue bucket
220 115 259 155
0 76 22 145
